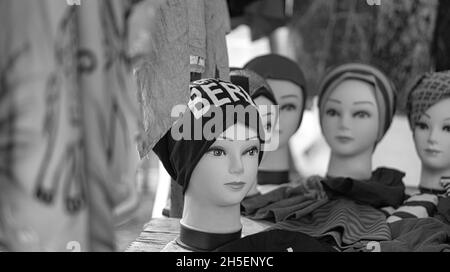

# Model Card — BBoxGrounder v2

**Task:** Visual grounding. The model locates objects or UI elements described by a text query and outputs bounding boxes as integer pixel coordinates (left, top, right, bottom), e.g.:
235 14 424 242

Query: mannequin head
320 79 379 157
229 68 278 152
243 55 307 176
412 98 450 172
318 63 396 179
407 71 450 188
186 122 260 206
153 78 264 236
267 79 304 149
244 54 307 149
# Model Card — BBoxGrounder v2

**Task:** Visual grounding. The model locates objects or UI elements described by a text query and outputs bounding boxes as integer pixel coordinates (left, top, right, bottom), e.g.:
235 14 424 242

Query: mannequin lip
424 148 442 155
224 181 246 190
335 135 354 143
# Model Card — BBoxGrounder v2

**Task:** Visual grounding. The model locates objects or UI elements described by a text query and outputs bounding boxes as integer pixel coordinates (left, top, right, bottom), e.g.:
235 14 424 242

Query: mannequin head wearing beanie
230 68 279 194
153 78 265 251
230 68 278 152
318 63 397 180
406 71 450 192
244 54 306 182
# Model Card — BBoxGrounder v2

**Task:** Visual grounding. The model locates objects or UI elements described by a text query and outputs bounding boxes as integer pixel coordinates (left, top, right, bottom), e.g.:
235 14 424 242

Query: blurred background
1 0 450 251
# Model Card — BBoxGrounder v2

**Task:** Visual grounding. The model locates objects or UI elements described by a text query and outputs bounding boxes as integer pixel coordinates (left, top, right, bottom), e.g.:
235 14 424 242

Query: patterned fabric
0 0 140 251
271 199 392 249
318 63 397 143
133 0 231 158
406 70 450 130
130 0 190 158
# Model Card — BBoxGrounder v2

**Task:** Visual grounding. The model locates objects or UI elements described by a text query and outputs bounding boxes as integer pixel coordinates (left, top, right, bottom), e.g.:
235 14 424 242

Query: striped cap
318 63 397 143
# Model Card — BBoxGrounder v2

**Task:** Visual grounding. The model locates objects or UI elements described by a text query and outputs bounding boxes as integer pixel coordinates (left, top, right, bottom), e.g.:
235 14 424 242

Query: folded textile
436 197 450 224
386 193 438 223
241 184 327 222
321 167 406 208
271 199 391 249
379 218 450 252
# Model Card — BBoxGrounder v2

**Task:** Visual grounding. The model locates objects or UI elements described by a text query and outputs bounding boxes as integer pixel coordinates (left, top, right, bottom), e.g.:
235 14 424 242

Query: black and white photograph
0 0 450 259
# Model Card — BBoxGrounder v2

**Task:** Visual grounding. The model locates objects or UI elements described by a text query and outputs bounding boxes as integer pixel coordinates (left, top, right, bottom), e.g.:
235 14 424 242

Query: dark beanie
153 78 265 194
243 54 307 128
318 63 397 143
229 68 277 105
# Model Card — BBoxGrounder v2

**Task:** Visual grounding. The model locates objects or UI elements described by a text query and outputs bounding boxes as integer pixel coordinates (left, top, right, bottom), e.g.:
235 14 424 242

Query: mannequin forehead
266 79 303 102
421 98 450 120
217 122 258 141
328 79 377 105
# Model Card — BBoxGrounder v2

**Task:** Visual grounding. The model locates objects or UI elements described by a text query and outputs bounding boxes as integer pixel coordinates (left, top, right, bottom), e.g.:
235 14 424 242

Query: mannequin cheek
280 112 300 142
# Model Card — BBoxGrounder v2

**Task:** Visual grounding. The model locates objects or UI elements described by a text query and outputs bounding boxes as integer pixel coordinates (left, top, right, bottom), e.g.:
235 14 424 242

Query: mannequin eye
415 121 429 130
353 111 370 118
207 147 226 156
443 125 450 133
245 146 259 156
325 109 339 117
281 103 297 111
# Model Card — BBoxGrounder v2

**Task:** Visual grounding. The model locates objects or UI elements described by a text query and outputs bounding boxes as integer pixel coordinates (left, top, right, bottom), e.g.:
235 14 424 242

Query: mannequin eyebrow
353 101 375 106
280 94 299 99
327 98 341 104
218 136 259 141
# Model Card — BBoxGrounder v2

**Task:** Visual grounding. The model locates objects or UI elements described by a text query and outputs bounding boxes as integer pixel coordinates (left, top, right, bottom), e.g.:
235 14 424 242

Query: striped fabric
271 199 391 248
387 193 438 223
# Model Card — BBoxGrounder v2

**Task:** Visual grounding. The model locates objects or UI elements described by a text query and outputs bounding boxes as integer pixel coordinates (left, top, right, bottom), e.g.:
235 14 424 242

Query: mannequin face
266 79 303 148
413 98 450 171
253 96 279 152
321 79 379 157
188 122 260 206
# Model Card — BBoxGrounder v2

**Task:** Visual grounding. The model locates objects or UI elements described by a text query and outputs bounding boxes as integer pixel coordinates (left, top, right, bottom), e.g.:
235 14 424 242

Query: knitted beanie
406 70 450 130
153 78 265 194
318 63 397 143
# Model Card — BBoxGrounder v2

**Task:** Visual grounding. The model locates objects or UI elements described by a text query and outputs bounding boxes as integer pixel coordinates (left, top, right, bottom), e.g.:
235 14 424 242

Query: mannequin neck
419 166 450 191
258 144 290 171
327 149 373 180
181 195 242 234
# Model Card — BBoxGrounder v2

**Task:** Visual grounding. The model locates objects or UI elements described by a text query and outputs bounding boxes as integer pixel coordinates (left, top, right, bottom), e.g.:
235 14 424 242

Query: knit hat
244 54 307 127
229 68 277 105
153 78 265 194
406 70 450 130
318 63 397 143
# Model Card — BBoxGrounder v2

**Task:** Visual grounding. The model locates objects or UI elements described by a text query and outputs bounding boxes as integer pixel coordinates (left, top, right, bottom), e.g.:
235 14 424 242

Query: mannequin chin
181 122 260 234
413 98 450 191
321 79 379 180
258 79 304 172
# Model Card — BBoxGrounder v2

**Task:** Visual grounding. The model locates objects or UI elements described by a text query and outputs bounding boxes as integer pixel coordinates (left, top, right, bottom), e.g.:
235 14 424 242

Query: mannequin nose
427 127 439 144
338 113 351 130
229 154 244 175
